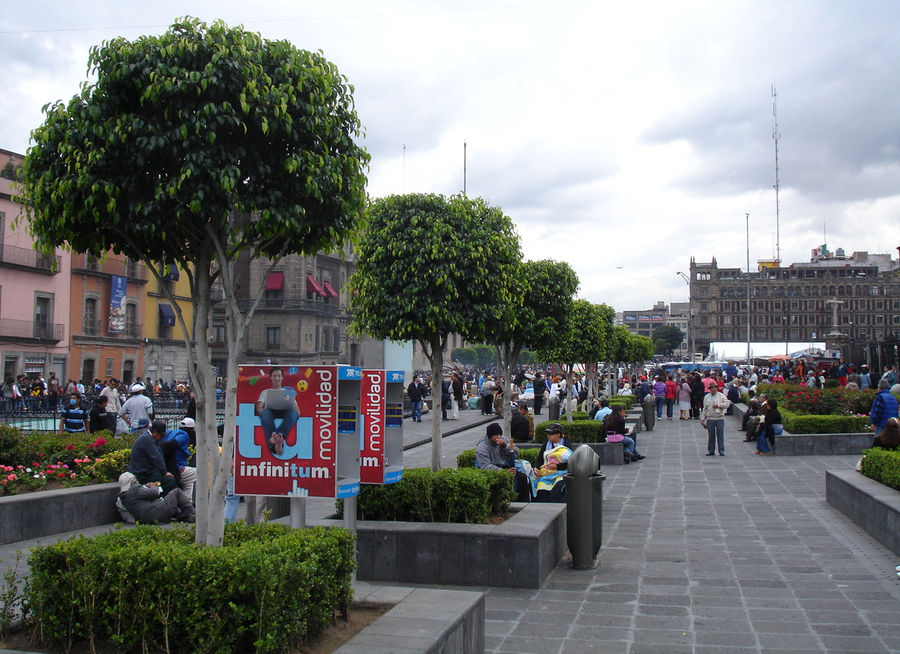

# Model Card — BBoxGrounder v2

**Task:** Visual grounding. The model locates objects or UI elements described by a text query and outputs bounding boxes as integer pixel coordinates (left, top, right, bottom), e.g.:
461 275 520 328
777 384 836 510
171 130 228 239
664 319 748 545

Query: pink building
0 148 71 382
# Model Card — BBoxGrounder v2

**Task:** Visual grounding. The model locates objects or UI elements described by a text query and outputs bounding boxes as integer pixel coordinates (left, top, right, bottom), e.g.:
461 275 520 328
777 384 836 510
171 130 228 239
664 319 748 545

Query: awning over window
322 281 340 298
163 265 180 282
306 273 326 297
158 303 176 327
266 271 285 291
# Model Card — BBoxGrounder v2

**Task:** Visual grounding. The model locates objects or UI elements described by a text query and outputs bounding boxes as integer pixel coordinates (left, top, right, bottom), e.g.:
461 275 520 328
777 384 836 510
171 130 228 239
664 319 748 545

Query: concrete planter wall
337 588 484 654
0 484 292 546
314 502 567 588
826 469 900 557
0 482 121 545
775 432 872 456
734 403 872 456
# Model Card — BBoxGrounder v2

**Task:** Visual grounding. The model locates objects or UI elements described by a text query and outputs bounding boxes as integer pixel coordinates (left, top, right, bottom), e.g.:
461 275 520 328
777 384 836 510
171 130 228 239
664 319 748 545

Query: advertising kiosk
359 369 405 485
234 365 362 502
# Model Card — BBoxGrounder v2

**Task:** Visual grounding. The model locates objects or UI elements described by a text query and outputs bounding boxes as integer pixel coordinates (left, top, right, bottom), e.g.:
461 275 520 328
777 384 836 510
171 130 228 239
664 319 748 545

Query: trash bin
548 394 560 421
565 445 604 570
643 393 656 431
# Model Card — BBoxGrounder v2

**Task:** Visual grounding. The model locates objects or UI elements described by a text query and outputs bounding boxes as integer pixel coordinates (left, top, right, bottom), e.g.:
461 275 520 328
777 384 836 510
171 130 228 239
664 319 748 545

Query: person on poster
255 367 299 456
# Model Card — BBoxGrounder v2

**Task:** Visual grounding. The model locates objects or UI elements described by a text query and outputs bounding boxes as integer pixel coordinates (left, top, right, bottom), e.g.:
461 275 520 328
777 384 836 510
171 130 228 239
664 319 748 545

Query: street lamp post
676 271 693 363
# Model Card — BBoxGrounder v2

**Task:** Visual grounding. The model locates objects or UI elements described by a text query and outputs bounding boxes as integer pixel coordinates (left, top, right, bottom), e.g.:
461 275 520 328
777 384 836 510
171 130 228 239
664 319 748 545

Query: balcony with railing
232 298 340 315
0 318 64 342
0 244 61 274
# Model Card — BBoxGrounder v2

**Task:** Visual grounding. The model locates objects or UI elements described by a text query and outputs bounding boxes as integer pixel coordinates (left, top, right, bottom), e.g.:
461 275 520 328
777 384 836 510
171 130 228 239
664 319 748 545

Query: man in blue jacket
159 418 198 500
870 378 899 440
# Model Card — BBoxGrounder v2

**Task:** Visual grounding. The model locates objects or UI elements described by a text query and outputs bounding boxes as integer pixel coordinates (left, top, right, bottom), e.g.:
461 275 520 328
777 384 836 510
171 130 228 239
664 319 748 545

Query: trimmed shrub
90 448 133 482
533 420 603 444
337 467 515 523
860 448 900 491
25 523 355 653
781 409 869 434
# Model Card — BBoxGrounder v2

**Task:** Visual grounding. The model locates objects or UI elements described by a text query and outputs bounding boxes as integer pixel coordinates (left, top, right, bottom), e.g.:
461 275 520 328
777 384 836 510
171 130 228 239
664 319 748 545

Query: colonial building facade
688 249 900 368
212 246 384 373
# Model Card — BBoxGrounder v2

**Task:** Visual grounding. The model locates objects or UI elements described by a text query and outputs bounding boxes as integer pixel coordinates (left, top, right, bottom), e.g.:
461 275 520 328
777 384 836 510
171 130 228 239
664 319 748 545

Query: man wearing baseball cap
118 382 154 431
158 418 198 500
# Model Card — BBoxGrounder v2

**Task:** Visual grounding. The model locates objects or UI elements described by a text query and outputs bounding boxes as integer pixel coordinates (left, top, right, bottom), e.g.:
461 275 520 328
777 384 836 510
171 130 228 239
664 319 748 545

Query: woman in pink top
677 377 692 420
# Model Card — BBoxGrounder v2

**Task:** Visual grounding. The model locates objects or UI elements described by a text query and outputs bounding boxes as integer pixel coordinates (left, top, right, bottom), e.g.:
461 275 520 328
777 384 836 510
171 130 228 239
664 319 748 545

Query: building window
81 359 95 383
84 297 98 335
212 321 225 346
125 258 140 279
125 303 137 337
34 293 53 339
266 326 281 349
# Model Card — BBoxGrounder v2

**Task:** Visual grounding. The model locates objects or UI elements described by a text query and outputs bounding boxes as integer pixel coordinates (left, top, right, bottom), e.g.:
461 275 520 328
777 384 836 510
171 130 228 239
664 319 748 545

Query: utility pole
772 85 782 264
746 212 751 364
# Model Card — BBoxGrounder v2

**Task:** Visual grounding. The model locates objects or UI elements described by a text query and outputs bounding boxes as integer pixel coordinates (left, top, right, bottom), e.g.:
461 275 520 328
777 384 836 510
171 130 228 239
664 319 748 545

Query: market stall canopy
708 342 826 361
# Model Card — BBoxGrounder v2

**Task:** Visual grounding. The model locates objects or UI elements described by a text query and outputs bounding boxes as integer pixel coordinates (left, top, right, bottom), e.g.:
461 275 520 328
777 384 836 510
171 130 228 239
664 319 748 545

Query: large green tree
18 18 369 545
350 193 521 470
535 300 614 422
653 324 685 356
473 259 578 439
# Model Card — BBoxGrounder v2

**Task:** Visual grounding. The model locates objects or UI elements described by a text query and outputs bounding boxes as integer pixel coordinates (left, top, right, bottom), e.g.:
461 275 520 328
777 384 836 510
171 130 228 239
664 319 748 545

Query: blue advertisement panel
108 275 127 333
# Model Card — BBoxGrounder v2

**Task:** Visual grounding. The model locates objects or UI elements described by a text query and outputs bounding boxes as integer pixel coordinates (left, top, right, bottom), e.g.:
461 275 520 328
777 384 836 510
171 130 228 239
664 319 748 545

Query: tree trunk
428 334 444 471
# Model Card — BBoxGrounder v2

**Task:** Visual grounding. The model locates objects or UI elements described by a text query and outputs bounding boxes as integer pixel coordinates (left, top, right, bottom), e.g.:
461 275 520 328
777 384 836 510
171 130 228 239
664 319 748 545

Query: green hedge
781 409 870 434
457 447 540 468
336 467 515 523
25 523 355 653
860 448 900 491
532 420 604 444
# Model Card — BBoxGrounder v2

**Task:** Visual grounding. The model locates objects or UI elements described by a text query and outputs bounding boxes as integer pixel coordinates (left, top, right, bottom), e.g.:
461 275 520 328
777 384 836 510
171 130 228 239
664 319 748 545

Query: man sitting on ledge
476 422 531 501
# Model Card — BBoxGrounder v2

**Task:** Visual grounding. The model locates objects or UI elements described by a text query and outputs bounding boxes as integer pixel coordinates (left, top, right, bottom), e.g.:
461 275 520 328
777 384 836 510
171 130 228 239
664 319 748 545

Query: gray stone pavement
4 408 900 653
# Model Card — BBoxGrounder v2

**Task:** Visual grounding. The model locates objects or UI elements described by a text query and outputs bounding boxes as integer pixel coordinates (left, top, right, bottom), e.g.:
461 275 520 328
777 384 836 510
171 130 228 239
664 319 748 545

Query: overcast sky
2 1 899 314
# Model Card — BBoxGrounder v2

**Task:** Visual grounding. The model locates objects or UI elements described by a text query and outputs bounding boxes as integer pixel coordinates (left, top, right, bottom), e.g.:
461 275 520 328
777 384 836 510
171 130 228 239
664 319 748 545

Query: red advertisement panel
234 365 337 497
359 369 385 483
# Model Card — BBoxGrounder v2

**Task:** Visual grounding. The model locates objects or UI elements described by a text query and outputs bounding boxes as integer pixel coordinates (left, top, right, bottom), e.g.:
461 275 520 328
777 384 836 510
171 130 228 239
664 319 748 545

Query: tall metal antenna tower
463 141 467 196
772 85 781 263
402 143 406 193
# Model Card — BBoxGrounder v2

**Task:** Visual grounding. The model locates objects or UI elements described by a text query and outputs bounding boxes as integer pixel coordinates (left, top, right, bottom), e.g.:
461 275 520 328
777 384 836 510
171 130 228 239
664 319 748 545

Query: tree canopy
350 192 521 468
20 17 368 265
653 324 685 356
18 18 370 545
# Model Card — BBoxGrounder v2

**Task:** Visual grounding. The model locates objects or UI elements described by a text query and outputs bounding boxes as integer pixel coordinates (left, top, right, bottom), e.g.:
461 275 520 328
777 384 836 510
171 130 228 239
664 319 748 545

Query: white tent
708 342 827 362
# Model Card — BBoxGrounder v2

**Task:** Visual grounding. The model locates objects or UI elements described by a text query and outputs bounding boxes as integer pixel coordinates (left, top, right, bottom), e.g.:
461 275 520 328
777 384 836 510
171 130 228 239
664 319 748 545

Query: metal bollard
548 395 560 421
643 394 656 431
565 445 605 570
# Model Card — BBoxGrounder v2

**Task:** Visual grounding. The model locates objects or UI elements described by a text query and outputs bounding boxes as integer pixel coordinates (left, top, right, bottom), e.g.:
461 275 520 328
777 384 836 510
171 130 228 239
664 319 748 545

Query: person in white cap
119 382 154 431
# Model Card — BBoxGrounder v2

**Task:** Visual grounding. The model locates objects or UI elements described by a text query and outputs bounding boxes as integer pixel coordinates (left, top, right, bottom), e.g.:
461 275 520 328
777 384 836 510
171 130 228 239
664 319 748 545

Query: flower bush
0 457 97 496
0 424 136 495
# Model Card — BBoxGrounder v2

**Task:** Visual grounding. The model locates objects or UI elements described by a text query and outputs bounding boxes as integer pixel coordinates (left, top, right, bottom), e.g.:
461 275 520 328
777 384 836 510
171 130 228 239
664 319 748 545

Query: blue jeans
225 475 240 524
707 419 725 454
756 430 772 454
665 398 674 418
410 400 422 421
259 408 299 453
622 435 640 456
655 396 664 418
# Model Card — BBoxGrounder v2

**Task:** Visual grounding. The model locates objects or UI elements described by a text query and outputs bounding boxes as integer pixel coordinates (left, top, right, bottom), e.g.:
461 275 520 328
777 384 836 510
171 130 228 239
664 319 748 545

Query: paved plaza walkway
2 406 899 653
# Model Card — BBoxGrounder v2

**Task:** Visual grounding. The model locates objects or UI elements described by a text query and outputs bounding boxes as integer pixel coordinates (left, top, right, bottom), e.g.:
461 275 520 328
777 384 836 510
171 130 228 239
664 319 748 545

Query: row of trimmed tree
17 18 650 544
349 194 654 468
